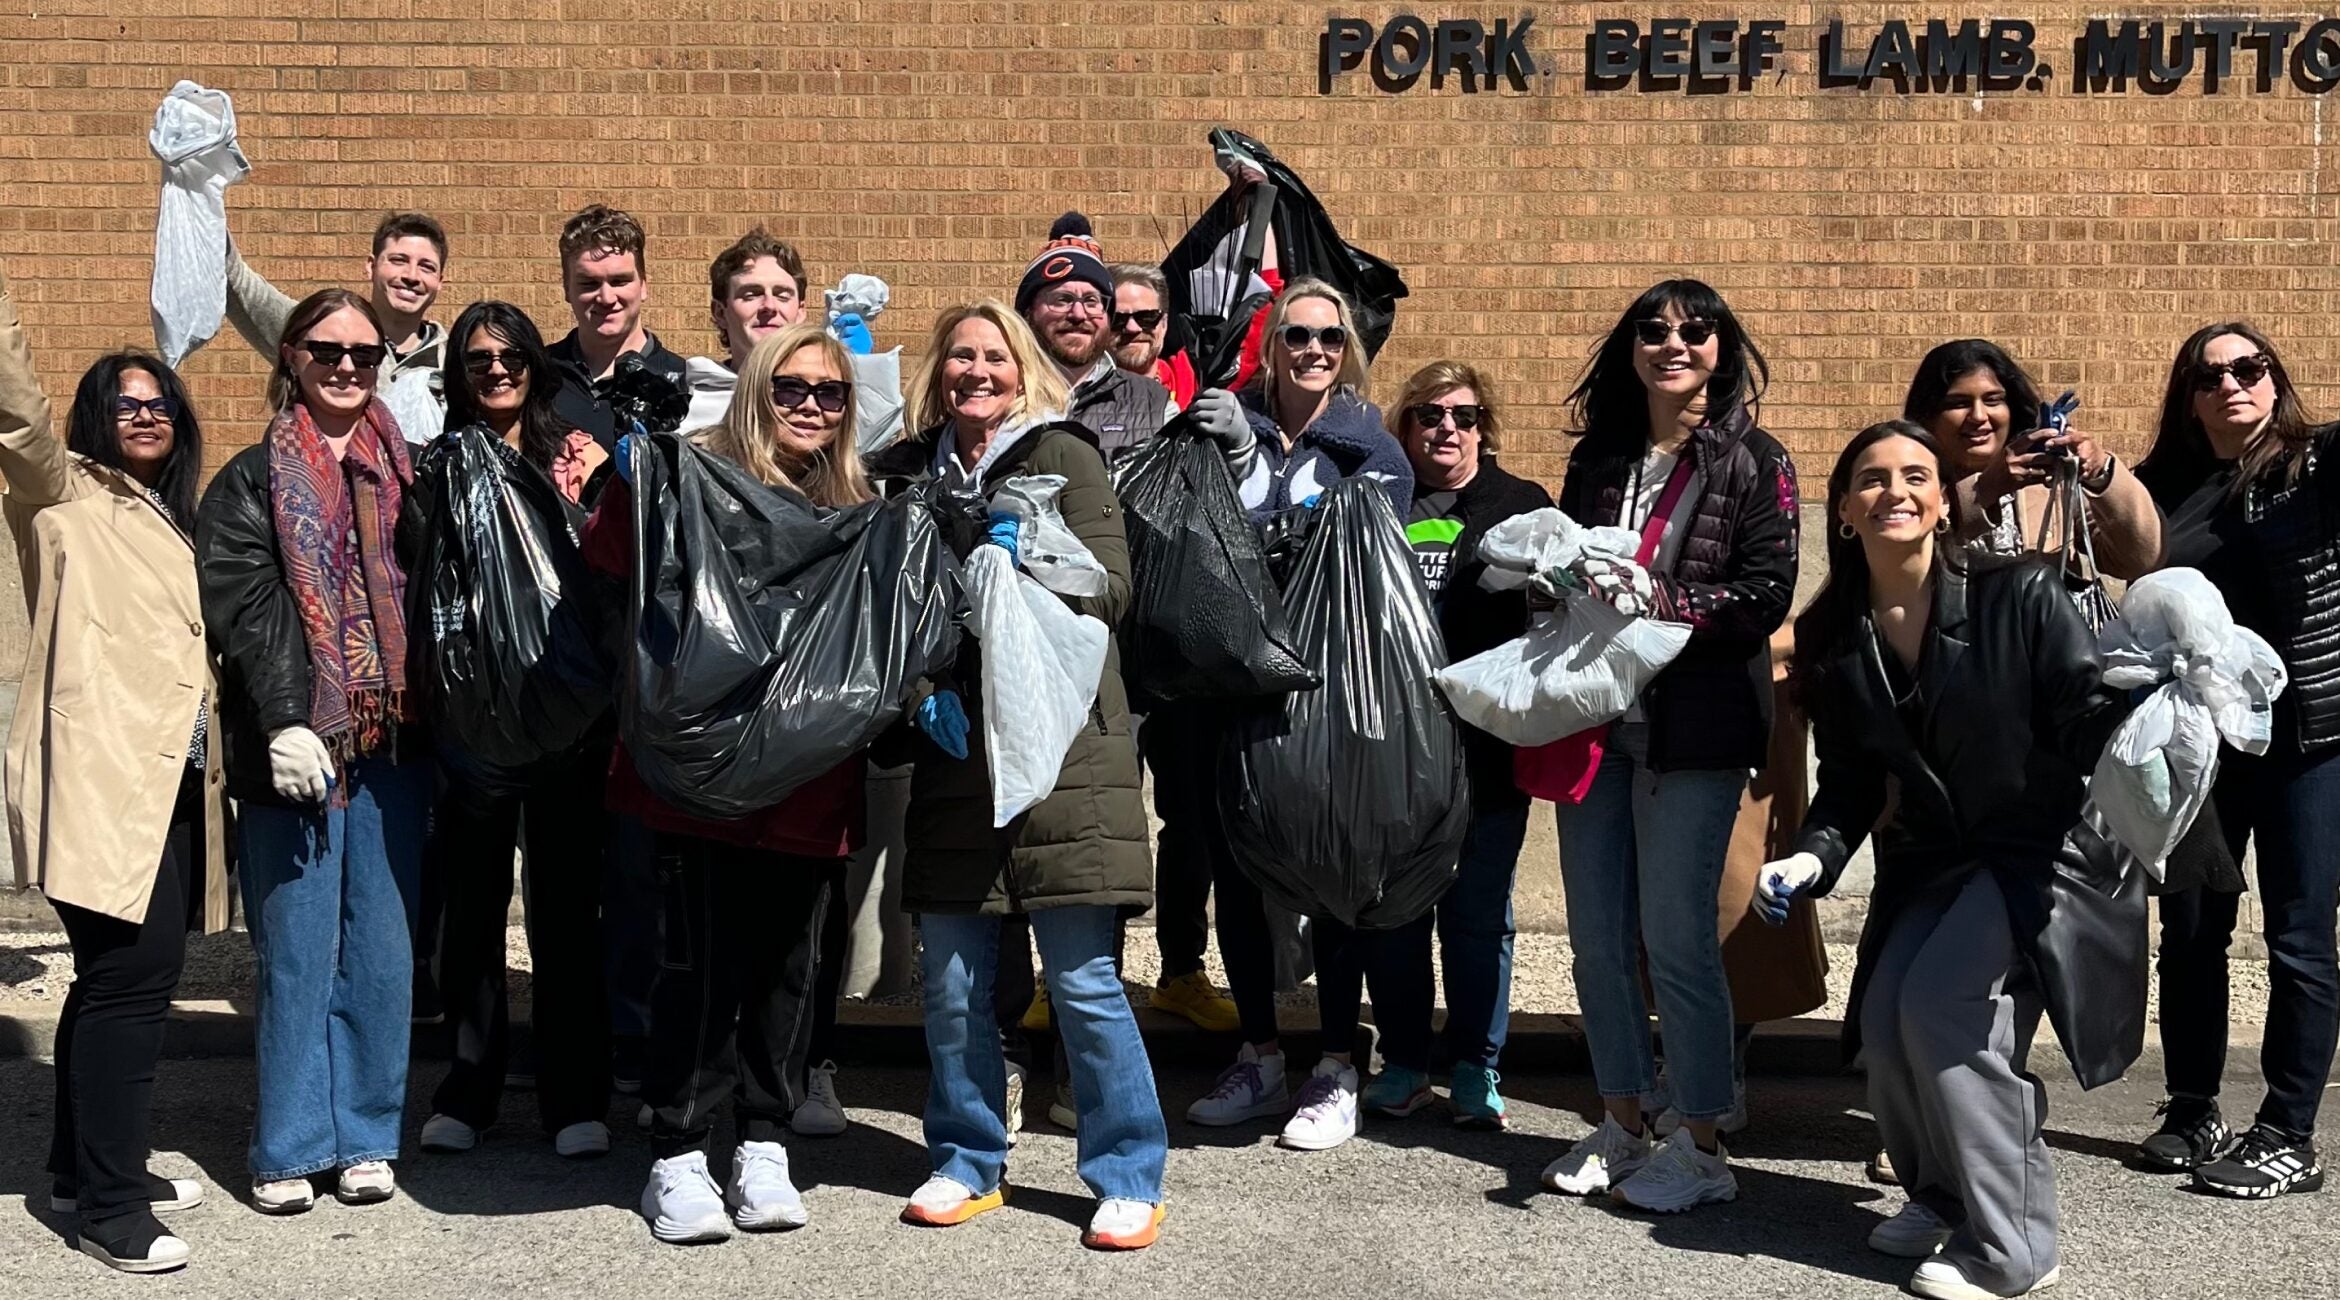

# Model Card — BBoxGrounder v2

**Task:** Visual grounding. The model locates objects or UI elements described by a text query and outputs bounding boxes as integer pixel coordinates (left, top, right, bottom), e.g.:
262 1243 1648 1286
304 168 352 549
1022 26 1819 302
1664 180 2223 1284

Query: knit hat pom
1050 211 1093 240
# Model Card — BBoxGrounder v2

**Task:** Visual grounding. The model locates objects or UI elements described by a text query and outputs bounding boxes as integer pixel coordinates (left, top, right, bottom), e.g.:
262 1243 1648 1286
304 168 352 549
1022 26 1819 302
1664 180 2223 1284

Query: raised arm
0 267 74 508
222 240 297 359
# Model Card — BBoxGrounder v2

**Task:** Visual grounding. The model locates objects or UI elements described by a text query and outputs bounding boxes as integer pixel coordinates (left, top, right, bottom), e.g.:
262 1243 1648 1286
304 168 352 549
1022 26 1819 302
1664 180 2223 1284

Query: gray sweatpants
1862 869 2058 1294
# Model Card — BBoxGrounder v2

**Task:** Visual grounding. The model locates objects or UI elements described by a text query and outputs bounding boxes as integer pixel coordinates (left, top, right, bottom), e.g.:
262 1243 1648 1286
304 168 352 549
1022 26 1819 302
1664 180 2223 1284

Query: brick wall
3 1 2337 490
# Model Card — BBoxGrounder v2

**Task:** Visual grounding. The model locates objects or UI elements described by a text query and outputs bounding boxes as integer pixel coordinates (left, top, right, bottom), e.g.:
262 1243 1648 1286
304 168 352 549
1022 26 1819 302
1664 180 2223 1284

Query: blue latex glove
986 511 1022 565
831 312 874 355
613 433 634 484
1300 494 1323 509
917 690 970 760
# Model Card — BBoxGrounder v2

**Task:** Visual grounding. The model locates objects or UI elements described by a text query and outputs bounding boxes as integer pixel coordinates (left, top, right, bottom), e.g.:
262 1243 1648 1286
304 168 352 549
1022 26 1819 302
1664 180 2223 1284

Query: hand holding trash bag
832 312 874 355
918 690 970 760
1187 388 1251 451
985 511 1022 564
1752 852 1823 926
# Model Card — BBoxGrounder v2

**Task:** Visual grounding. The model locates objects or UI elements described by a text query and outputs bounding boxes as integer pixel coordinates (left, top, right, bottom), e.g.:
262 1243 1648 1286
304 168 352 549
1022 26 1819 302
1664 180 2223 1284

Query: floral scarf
267 398 415 774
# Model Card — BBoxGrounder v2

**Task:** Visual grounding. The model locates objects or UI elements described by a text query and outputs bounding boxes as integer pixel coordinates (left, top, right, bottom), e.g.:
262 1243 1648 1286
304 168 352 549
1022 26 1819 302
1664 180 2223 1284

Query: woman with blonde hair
583 321 875 1243
865 301 1168 1251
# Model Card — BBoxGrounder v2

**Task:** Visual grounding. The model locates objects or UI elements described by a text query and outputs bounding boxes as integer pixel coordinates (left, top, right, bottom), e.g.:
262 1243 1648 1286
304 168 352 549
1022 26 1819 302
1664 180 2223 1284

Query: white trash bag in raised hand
962 545 1110 827
148 81 250 367
2088 567 2287 878
995 474 1108 598
1433 509 1692 746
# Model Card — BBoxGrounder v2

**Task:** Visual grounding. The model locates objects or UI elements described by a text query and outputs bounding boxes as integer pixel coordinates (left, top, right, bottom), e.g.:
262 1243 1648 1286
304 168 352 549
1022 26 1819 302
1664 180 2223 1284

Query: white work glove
267 725 335 804
1753 851 1824 925
1577 553 1656 618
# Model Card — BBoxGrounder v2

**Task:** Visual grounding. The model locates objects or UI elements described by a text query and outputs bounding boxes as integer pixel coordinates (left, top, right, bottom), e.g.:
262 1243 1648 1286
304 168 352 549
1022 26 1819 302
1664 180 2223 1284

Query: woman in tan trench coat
0 266 228 1274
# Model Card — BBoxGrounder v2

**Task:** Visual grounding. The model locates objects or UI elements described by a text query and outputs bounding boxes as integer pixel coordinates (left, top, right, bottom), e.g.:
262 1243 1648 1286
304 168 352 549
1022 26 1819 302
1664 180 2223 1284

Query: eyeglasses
1039 292 1107 316
1409 403 1484 431
1633 318 1716 347
114 395 181 422
1278 324 1348 352
771 376 853 413
462 349 531 379
1110 309 1165 333
2191 354 2273 392
301 340 387 370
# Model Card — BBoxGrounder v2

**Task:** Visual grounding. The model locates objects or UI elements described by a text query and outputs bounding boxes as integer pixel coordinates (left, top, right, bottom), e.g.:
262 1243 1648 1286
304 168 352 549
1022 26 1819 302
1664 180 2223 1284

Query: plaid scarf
267 399 414 777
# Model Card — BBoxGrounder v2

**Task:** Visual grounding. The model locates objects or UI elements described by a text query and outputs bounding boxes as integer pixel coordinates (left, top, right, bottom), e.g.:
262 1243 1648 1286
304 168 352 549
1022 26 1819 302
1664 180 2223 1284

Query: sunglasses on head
1279 324 1348 352
2191 353 2273 392
462 349 531 379
114 395 180 422
1409 403 1484 431
302 340 387 370
1110 309 1165 332
1633 318 1716 347
771 376 853 413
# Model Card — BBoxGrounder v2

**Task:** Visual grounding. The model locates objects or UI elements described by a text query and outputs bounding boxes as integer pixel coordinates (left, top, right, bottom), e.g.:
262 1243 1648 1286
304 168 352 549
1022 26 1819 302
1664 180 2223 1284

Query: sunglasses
771 376 853 413
114 395 181 422
1110 309 1165 332
1278 324 1348 352
462 349 531 379
1633 318 1716 347
1409 403 1484 431
2191 353 2273 392
301 340 387 370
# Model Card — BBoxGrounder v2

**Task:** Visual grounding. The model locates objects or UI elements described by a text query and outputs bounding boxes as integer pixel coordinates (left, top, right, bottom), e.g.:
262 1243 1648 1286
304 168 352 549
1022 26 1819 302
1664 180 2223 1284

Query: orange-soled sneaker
900 1176 1008 1227
1082 1198 1164 1251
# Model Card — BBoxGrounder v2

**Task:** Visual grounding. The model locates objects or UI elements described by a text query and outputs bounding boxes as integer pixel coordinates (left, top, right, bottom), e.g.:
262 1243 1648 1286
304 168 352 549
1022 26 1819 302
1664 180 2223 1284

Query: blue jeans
919 907 1167 1204
1554 749 1744 1120
1370 802 1530 1071
238 756 431 1181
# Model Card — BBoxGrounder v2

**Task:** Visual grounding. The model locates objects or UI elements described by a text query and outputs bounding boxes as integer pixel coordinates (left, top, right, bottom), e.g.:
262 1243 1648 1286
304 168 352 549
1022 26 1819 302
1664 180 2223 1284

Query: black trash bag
1163 127 1410 387
619 432 965 821
409 426 614 788
1218 479 1470 930
600 352 693 435
1111 417 1318 710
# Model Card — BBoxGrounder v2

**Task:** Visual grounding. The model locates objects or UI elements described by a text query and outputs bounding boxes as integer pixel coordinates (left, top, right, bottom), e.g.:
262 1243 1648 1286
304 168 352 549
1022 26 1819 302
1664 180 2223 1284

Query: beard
1043 322 1108 371
1111 335 1162 373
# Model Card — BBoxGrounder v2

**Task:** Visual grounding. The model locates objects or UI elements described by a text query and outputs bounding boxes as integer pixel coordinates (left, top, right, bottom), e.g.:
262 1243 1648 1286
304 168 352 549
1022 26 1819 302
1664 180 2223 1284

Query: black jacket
1794 556 2142 1088
194 445 312 807
1428 459 1554 809
548 331 689 448
1557 406 1799 771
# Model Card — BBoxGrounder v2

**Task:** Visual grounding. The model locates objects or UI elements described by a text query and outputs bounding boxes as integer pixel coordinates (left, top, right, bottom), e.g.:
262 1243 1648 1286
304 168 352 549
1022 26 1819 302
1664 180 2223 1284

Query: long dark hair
1566 278 1767 452
1791 419 1966 702
1901 339 2044 462
2138 320 2320 502
66 352 202 523
441 300 568 469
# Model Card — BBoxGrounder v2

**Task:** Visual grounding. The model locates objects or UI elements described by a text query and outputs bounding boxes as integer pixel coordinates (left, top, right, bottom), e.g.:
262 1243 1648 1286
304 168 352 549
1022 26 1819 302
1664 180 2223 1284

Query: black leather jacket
194 444 314 807
1794 555 2143 1088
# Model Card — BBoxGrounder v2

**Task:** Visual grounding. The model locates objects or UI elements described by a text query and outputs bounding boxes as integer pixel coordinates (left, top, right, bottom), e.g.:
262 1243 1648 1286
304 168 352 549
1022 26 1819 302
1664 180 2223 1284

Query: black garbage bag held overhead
619 432 965 821
409 426 614 788
1111 416 1318 709
1219 478 1470 930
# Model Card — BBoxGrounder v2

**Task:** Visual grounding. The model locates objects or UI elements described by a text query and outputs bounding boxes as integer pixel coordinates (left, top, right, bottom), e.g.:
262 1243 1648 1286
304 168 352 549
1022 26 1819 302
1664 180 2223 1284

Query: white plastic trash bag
148 81 249 367
963 545 1109 826
996 474 1108 598
850 348 905 455
2087 568 2287 878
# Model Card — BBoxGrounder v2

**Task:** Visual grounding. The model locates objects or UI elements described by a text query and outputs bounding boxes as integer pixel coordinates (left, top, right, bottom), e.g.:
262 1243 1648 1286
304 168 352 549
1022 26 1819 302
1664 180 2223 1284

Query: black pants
48 771 198 1227
1144 712 1279 1044
808 859 847 1065
429 751 611 1132
647 836 833 1158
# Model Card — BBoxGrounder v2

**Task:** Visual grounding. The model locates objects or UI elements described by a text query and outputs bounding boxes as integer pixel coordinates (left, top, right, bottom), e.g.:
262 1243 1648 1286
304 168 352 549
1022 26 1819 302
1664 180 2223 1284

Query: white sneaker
419 1114 480 1153
1653 1081 1750 1137
251 1178 315 1215
1614 1130 1737 1213
78 1231 192 1274
555 1121 611 1159
1869 1201 1955 1257
1082 1197 1165 1250
1542 1116 1654 1195
1278 1059 1360 1151
51 1176 204 1215
637 1102 654 1131
727 1141 810 1230
791 1061 848 1137
641 1151 732 1244
1910 1259 2062 1299
1004 1060 1027 1147
1186 1043 1290 1126
335 1161 396 1205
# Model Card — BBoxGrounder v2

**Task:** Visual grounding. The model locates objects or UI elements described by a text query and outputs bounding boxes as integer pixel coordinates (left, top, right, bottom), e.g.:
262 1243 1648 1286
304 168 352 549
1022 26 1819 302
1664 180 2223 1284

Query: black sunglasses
114 395 181 422
461 349 531 379
1110 308 1165 332
1279 324 1348 352
302 340 387 370
1409 403 1484 431
771 376 853 413
2191 353 2273 392
1633 318 1716 347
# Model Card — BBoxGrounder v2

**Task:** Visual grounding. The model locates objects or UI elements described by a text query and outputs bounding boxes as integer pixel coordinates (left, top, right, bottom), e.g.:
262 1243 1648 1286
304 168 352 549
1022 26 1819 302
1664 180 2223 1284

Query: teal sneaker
1450 1063 1509 1130
1359 1065 1434 1117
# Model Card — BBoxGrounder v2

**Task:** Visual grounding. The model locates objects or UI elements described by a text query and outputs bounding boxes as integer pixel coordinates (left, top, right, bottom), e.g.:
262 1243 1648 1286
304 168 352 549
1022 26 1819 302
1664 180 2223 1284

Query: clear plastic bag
995 474 1108 598
962 544 1110 827
148 82 249 367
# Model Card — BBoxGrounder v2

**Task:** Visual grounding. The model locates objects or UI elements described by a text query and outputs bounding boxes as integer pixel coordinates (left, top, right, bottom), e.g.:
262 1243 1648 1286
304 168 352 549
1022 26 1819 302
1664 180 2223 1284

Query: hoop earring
1936 517 1951 534
1838 522 1857 539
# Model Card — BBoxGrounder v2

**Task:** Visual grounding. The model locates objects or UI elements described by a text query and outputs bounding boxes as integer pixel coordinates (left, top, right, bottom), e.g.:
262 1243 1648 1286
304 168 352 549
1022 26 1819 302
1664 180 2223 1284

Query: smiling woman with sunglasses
2131 322 2340 1200
196 288 431 1216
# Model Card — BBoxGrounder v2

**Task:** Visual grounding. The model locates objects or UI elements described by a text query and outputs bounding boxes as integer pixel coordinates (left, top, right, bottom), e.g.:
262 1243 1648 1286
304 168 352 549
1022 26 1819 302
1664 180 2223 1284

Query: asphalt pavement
2 1050 2333 1298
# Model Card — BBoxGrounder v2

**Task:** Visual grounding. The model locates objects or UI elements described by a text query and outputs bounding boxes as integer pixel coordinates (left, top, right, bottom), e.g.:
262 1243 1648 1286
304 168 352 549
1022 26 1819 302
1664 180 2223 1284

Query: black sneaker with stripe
2193 1124 2323 1199
2137 1097 2232 1171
